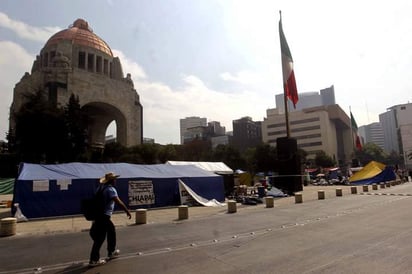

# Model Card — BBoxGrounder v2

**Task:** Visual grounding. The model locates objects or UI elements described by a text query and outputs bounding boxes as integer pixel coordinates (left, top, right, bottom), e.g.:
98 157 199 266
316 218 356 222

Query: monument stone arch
9 18 143 148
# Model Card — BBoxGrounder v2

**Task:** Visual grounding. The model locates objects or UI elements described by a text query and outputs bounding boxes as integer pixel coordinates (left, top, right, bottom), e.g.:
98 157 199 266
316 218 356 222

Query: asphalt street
2 183 412 273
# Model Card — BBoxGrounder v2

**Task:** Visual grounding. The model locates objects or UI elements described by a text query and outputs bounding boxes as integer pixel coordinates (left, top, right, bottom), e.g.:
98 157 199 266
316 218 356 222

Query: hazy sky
1 0 411 144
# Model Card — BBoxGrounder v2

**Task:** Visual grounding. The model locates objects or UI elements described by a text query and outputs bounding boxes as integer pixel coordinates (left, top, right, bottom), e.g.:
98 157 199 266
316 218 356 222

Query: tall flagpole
279 11 291 138
284 80 291 138
349 106 355 152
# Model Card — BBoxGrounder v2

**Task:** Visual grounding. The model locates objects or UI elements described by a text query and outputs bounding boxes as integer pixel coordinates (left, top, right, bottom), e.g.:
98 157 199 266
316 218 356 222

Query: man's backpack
81 186 106 221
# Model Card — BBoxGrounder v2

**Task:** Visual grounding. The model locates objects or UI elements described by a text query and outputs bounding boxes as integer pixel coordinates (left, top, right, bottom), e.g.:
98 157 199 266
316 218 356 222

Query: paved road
1 183 412 273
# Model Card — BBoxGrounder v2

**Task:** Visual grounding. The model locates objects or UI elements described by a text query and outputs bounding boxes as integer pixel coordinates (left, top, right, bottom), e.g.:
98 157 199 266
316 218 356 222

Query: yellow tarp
234 172 252 186
349 161 386 182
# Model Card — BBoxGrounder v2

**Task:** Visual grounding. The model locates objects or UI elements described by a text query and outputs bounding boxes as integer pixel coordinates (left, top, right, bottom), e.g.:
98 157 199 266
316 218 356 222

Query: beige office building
262 104 354 165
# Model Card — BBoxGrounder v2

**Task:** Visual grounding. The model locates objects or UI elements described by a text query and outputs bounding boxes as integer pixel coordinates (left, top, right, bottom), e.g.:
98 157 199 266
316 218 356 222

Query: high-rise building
180 118 228 145
380 103 412 169
379 110 399 154
275 85 336 114
400 124 412 170
261 105 353 166
231 116 262 152
211 135 230 148
358 122 384 151
208 121 226 136
179 116 207 144
320 85 336 106
182 125 210 144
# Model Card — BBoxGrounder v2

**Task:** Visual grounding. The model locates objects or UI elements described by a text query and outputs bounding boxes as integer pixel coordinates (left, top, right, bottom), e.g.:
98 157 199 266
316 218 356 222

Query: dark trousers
89 214 116 261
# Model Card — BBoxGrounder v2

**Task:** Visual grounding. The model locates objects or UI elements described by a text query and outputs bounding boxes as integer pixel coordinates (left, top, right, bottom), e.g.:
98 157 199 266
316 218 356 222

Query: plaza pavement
0 183 404 237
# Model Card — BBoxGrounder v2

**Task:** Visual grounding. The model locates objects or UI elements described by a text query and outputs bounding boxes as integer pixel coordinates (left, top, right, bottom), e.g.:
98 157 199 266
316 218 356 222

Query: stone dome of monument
44 18 113 57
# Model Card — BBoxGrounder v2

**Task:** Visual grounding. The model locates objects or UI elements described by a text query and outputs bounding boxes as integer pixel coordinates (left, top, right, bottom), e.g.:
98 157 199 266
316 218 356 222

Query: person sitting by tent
89 172 131 267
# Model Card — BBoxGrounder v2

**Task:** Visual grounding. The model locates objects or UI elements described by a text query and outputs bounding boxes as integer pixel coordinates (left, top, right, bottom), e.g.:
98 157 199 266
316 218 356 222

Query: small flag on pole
279 12 298 108
350 111 362 150
350 112 358 130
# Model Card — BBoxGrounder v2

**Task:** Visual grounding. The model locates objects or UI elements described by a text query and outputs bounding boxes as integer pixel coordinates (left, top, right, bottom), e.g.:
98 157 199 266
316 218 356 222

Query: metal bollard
135 209 147 225
336 188 343 197
0 217 17 237
227 200 237 213
372 184 378 190
178 205 189 220
363 185 369 192
295 193 303 204
318 190 325 200
380 183 385 189
265 196 274 208
351 186 357 194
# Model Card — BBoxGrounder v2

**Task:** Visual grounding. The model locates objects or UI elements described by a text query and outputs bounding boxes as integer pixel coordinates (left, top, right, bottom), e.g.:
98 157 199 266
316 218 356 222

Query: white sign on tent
33 180 49 192
128 180 155 206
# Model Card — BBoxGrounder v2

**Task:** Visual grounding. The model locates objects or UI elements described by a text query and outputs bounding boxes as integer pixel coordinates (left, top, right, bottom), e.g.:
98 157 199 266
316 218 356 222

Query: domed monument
9 19 143 148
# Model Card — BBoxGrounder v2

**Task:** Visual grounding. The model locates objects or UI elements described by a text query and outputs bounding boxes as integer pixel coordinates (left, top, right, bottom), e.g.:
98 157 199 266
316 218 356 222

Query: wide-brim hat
99 172 120 184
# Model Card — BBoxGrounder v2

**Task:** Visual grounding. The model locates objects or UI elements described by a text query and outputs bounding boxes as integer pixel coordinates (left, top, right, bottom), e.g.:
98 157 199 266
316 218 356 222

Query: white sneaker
89 258 106 267
108 249 120 259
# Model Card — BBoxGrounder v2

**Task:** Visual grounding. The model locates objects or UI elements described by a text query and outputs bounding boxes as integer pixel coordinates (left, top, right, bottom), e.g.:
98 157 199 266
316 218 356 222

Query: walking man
89 172 131 267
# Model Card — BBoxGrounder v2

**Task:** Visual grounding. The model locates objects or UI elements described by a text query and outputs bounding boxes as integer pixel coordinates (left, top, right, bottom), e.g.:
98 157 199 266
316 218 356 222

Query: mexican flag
350 111 358 130
279 15 298 108
350 111 362 150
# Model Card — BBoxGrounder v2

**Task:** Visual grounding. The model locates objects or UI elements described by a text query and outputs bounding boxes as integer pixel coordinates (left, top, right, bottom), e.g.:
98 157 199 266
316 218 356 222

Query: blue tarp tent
13 162 225 219
349 161 396 185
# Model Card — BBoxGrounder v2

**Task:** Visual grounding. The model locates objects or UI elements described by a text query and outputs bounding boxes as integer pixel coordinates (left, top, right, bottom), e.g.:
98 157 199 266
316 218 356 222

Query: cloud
112 49 147 80
1 10 366 145
220 70 264 86
136 75 266 144
0 12 61 42
116 49 267 144
0 13 61 140
0 41 34 140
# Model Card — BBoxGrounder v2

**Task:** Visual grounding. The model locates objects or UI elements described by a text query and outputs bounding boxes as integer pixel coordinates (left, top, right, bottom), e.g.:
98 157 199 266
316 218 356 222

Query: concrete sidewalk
0 183 405 237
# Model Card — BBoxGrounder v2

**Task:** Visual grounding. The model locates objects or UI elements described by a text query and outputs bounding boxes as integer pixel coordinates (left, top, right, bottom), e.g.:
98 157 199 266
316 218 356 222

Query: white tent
166 161 233 175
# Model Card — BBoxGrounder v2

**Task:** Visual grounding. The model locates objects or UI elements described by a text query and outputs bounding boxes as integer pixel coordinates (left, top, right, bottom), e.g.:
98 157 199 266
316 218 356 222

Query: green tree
137 143 161 164
355 142 386 165
181 139 211 161
211 144 246 170
243 147 257 175
384 150 403 167
0 153 18 177
64 94 88 161
120 143 161 164
253 143 277 173
103 142 127 162
158 144 179 163
11 90 70 163
297 148 308 166
315 151 336 167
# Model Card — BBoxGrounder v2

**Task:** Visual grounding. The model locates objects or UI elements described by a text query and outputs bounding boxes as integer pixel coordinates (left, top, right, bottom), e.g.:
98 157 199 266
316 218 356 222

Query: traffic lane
0 232 94 272
125 194 412 253
0 194 407 272
97 195 412 274
2 193 411 273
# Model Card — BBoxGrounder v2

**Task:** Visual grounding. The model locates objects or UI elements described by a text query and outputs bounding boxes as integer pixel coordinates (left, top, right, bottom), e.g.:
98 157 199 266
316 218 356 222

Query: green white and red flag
279 15 298 108
350 111 362 150
350 111 358 130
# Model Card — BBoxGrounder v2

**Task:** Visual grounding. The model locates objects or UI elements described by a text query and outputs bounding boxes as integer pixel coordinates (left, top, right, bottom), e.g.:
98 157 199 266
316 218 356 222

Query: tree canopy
8 91 88 164
315 151 336 167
